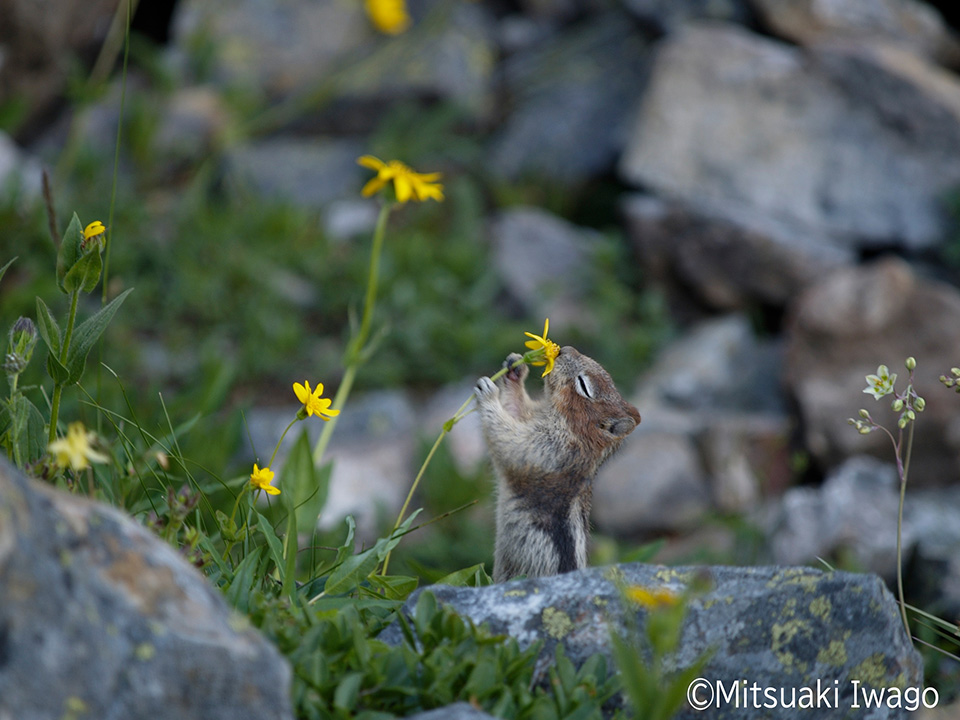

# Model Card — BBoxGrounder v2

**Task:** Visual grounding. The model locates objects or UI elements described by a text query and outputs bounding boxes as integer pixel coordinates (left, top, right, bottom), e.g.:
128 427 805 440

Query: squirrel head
545 346 641 452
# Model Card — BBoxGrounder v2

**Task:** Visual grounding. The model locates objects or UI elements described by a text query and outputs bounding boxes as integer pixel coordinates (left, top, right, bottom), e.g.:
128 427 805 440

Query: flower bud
859 409 870 419
898 417 908 429
915 397 926 412
859 426 872 435
905 357 916 371
907 410 916 420
891 399 904 412
953 367 960 377
940 375 951 386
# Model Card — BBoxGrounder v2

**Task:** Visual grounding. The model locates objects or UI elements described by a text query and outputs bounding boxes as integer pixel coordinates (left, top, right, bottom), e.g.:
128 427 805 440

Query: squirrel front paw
475 376 499 405
502 353 528 383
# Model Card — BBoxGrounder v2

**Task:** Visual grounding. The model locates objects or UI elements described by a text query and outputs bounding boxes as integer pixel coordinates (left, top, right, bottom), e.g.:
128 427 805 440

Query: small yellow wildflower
524 318 561 377
293 380 340 421
48 422 109 471
364 0 412 35
357 155 444 203
250 463 280 495
624 585 680 610
83 221 106 241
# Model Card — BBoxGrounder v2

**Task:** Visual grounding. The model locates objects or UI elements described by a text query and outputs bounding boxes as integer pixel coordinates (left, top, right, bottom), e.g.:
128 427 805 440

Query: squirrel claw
475 376 499 402
503 353 527 383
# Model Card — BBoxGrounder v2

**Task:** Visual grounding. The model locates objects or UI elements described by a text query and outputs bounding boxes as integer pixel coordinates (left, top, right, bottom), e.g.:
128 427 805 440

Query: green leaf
35 297 61 358
435 563 493 587
223 546 263 613
254 510 286 574
64 288 133 384
3 395 47 468
366 574 419 601
323 510 421 596
62 247 102 294
0 256 16 287
333 672 364 710
55 213 84 294
280 429 331 532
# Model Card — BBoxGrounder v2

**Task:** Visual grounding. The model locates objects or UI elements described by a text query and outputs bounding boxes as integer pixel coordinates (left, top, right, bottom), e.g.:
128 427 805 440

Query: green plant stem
270 418 299 468
312 202 392 465
896 420 915 638
48 287 81 442
379 356 528 576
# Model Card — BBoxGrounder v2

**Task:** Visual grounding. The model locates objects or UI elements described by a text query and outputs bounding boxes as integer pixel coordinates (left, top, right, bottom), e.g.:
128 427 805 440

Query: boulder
487 206 602 328
619 23 960 252
382 563 923 719
0 458 293 720
224 137 366 210
751 0 960 65
488 13 649 184
784 257 960 482
621 193 852 314
172 0 495 126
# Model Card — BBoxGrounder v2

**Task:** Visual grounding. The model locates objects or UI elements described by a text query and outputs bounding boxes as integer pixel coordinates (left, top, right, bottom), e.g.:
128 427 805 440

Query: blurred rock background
3 0 960 689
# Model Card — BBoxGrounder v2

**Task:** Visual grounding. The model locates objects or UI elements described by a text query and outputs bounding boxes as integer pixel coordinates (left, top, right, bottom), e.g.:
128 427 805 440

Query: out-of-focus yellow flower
49 422 109 471
357 155 444 203
624 585 680 610
250 463 280 495
524 318 560 377
293 380 340 421
364 0 412 35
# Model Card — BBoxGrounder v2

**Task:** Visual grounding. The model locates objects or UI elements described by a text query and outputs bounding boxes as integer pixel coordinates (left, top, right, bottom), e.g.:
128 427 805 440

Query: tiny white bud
898 417 908 429
859 426 872 435
915 397 925 411
905 357 916 371
892 399 904 412
859 409 870 419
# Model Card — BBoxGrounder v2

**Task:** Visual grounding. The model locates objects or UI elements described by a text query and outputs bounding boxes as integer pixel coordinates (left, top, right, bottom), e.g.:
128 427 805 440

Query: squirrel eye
576 374 594 399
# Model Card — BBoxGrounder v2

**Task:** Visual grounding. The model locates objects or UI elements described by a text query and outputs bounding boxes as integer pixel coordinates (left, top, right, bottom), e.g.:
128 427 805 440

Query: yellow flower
624 585 680 610
364 0 412 35
357 155 444 204
293 380 340 421
524 318 561 377
48 422 109 471
83 221 106 240
250 463 280 495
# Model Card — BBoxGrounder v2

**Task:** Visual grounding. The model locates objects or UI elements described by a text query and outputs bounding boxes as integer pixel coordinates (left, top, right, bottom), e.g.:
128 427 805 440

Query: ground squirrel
475 346 641 582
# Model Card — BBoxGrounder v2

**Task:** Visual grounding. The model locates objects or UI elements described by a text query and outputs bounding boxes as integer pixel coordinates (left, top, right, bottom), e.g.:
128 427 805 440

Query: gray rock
383 563 923 719
621 194 852 313
622 0 754 33
767 456 905 578
619 23 960 251
594 432 710 536
488 13 649 184
152 86 230 170
637 314 785 415
173 0 495 124
487 206 602 327
769 455 960 608
752 0 960 65
0 458 293 720
225 137 365 209
784 257 960 482
405 703 500 720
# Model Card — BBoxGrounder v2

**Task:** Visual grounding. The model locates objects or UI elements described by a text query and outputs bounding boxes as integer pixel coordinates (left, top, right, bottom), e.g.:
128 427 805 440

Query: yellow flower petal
357 155 443 203
357 155 387 171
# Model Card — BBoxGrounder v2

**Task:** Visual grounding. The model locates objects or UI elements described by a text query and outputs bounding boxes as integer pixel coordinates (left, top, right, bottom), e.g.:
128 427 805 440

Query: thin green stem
269 418 299 469
896 420 915 638
49 288 81 442
379 355 528 576
312 202 392 465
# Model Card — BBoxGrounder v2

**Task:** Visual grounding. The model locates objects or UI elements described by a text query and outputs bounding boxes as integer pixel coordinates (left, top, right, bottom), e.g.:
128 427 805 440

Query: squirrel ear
602 416 638 438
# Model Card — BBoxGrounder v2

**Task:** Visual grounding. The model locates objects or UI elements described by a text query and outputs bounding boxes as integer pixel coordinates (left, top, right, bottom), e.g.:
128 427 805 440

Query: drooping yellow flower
524 318 561 377
364 0 412 35
48 422 109 471
83 221 106 240
250 463 280 495
293 380 340 421
357 155 444 204
624 585 680 610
